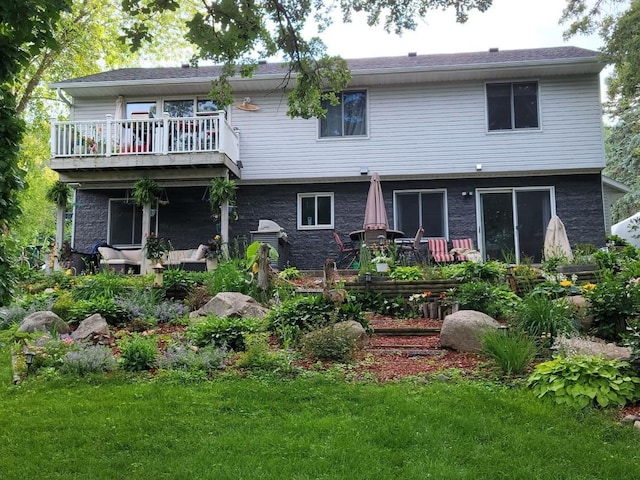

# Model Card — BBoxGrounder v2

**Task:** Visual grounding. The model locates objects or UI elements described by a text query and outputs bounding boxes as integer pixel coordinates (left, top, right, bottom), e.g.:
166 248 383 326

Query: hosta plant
527 355 640 408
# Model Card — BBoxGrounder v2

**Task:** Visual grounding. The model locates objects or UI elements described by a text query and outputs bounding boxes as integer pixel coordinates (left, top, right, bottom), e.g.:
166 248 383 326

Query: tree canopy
122 0 494 118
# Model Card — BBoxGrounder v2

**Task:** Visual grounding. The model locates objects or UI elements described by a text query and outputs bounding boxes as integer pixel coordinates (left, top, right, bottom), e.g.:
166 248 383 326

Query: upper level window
298 193 334 230
320 91 367 137
163 99 194 117
487 82 539 131
127 102 157 118
394 190 447 238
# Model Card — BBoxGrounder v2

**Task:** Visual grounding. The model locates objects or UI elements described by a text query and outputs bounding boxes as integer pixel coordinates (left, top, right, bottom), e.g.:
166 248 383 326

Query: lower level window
298 193 334 229
108 199 157 247
394 190 447 238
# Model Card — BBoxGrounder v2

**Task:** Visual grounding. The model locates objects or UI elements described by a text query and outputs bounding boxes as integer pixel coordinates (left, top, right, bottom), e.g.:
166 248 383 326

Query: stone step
367 348 447 356
372 327 440 336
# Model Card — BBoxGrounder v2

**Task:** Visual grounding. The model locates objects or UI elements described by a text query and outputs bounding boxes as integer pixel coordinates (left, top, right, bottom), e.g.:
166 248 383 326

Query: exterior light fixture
25 351 35 375
476 163 482 171
360 167 369 175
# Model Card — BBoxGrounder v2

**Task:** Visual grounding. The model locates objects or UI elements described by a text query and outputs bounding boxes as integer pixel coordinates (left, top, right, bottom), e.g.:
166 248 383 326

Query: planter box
557 264 598 274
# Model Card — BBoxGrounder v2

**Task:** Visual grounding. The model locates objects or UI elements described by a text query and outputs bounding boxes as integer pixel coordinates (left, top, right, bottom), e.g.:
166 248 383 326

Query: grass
1 346 639 479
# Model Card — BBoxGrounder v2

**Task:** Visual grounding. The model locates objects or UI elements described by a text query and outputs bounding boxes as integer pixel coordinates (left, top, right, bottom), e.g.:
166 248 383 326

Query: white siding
231 74 605 181
72 97 119 121
67 74 605 182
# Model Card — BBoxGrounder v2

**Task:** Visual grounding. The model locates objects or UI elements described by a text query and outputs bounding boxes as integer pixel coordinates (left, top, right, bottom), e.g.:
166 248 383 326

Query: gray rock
634 421 640 431
190 292 269 320
553 337 632 361
621 415 639 424
71 314 110 341
18 311 70 335
559 295 593 331
440 310 500 353
332 321 367 347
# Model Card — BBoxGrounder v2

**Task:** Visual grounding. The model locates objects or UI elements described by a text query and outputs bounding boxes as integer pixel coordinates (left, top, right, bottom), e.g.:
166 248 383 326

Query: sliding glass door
477 188 554 263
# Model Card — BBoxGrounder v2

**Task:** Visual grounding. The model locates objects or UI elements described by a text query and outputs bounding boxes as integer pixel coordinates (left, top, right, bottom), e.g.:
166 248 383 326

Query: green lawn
1 347 638 480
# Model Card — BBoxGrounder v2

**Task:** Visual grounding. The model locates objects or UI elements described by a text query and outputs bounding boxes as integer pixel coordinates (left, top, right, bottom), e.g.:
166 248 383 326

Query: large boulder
18 311 70 335
71 314 110 341
190 292 269 320
332 321 368 347
553 337 632 361
559 295 593 332
440 310 500 353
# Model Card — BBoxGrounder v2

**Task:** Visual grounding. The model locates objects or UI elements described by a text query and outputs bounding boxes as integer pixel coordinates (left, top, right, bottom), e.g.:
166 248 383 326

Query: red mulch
355 314 486 382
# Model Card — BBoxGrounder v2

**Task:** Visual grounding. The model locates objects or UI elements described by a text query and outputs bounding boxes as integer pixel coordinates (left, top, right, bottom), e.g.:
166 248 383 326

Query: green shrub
267 295 335 342
70 272 130 300
455 281 520 319
389 266 424 281
116 288 189 324
235 333 296 372
527 355 640 408
441 260 506 283
301 326 358 362
481 329 536 376
187 315 264 350
206 259 252 296
583 276 640 341
117 333 158 371
51 291 75 321
60 343 117 376
513 294 578 343
67 296 127 325
278 267 301 280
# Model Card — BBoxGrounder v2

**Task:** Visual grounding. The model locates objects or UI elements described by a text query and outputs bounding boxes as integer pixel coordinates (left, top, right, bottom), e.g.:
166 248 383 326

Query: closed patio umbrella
544 215 573 262
363 172 388 231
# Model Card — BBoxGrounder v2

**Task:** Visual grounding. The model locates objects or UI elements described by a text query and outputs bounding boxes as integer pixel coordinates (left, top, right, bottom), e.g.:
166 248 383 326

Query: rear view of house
49 46 608 268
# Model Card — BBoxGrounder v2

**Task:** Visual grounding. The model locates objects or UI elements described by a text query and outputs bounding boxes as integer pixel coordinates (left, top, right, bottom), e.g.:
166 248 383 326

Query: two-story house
49 46 609 269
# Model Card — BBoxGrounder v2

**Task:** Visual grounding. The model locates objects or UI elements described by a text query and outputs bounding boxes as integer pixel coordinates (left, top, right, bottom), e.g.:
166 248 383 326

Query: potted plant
132 178 162 206
372 254 392 273
46 181 71 208
144 233 169 263
205 234 222 270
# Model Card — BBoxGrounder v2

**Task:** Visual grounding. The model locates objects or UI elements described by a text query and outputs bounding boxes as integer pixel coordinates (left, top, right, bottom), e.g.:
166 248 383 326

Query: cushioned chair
451 238 475 262
398 226 424 264
427 238 454 263
333 231 359 268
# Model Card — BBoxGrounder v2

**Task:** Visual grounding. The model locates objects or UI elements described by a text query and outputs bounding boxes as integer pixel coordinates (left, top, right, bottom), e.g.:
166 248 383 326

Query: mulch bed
356 314 486 382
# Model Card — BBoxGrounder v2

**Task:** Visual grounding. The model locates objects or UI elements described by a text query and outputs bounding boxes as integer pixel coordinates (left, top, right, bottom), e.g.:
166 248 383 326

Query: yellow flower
65 269 72 275
559 280 573 287
581 283 596 292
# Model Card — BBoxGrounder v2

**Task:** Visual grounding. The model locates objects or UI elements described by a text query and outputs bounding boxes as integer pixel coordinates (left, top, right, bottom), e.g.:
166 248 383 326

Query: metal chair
332 231 359 268
427 237 455 263
451 238 474 261
398 226 424 264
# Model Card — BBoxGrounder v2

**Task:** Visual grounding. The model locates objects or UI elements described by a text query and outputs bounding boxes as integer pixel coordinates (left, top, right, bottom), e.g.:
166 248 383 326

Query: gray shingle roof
58 46 599 84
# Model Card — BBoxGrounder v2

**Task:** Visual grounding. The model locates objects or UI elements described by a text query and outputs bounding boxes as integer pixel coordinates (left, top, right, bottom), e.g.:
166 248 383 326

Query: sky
315 0 603 58
307 0 611 101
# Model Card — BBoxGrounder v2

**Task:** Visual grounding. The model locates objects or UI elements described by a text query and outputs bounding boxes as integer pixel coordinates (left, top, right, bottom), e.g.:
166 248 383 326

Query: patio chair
451 238 475 261
332 231 359 268
427 237 455 263
397 226 424 264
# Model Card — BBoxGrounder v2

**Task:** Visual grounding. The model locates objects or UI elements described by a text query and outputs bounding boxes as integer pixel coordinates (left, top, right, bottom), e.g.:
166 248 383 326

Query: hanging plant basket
132 179 161 206
46 181 71 208
209 177 237 215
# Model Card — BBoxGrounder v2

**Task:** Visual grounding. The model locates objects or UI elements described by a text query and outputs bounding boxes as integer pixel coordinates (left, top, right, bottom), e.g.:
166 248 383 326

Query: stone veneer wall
73 173 604 269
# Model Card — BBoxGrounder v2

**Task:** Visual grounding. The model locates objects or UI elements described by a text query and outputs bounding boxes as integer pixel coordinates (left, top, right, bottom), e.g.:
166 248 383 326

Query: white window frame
485 80 541 132
297 192 334 230
318 90 369 139
392 189 448 239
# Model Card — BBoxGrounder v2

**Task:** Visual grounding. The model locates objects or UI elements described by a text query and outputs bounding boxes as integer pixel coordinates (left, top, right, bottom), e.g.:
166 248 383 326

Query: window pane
343 91 367 136
487 84 512 130
301 197 316 225
163 100 194 117
126 102 156 118
320 101 343 137
317 196 332 225
513 82 539 128
197 99 218 112
396 193 420 235
421 193 445 237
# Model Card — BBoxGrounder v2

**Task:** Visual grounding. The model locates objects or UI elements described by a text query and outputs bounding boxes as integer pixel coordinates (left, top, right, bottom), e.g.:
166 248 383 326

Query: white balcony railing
50 112 239 163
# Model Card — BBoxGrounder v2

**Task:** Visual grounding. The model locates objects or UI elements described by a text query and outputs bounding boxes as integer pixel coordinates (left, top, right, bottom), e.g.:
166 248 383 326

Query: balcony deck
49 113 240 183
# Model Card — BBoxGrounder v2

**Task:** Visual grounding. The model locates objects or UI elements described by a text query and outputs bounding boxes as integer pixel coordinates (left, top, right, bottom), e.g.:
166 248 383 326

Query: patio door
477 187 554 263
